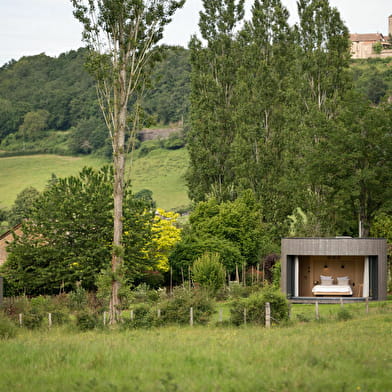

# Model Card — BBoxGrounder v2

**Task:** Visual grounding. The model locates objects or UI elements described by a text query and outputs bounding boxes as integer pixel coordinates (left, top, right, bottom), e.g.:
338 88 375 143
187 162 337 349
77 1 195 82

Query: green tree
310 93 392 236
7 187 40 227
192 252 225 295
170 191 271 280
186 0 245 202
68 116 108 154
71 0 185 323
19 110 50 142
232 0 297 234
1 167 153 295
291 0 351 232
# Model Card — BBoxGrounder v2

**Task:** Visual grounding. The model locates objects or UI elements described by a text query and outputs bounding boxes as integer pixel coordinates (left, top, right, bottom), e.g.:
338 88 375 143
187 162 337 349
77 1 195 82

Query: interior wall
299 256 364 297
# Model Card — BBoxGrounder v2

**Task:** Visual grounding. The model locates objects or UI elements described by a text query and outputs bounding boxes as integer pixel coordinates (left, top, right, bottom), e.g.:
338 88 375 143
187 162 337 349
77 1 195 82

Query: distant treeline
0 46 190 156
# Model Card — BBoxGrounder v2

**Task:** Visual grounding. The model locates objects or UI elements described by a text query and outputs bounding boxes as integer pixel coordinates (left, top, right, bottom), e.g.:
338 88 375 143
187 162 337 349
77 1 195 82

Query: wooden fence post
340 297 344 308
157 309 161 318
219 308 223 323
366 297 369 314
130 309 134 321
19 313 23 327
315 301 319 320
190 307 193 326
243 307 247 325
265 302 271 328
48 313 52 329
103 311 107 326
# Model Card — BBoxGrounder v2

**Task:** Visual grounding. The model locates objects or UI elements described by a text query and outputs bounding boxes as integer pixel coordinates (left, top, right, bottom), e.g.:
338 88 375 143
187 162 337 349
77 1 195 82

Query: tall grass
0 313 391 391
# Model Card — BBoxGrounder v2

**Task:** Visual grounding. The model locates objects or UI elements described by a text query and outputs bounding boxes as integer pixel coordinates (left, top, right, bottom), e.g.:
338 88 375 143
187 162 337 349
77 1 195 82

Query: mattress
312 285 353 296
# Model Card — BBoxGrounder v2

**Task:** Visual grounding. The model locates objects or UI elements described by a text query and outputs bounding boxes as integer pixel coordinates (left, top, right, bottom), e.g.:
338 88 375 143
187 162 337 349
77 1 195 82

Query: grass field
0 148 189 211
0 311 391 392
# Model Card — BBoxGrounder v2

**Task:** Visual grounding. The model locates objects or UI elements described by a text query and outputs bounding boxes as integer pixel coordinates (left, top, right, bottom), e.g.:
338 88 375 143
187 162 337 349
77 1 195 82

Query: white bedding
312 285 353 296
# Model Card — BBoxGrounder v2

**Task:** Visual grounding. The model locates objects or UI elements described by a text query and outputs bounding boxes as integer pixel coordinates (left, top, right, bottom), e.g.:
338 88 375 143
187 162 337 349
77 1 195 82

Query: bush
160 288 215 325
336 308 353 321
30 296 51 313
68 286 88 311
131 283 159 304
230 286 289 326
161 132 185 150
138 140 160 157
0 315 17 339
76 311 99 331
122 304 161 329
50 310 70 325
23 309 44 330
228 282 254 299
192 252 225 296
1 296 30 319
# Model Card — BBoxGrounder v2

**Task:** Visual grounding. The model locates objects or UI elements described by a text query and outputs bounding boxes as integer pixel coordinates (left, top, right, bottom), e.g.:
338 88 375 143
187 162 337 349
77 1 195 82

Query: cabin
281 237 387 301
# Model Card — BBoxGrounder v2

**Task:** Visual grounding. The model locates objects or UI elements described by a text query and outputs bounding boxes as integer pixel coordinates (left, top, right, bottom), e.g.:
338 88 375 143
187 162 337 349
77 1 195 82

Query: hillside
0 148 189 212
0 46 190 156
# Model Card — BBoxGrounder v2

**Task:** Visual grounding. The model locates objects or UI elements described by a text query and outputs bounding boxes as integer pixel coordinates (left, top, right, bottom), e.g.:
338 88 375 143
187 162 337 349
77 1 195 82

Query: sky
0 0 391 67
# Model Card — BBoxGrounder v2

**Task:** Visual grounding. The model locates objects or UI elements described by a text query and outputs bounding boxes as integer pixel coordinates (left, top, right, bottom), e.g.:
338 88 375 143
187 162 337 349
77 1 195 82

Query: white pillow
321 279 333 286
337 277 349 286
320 275 333 280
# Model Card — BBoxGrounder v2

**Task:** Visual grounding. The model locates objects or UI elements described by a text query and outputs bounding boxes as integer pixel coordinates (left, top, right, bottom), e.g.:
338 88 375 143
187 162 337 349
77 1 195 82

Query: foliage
309 93 392 236
161 131 186 150
68 117 108 155
160 287 215 325
186 0 245 202
7 186 40 226
18 110 50 142
76 311 99 331
169 233 242 283
0 314 17 339
123 304 161 329
372 42 383 54
22 309 44 330
188 191 269 266
150 208 182 272
0 47 191 154
192 252 226 295
336 307 353 321
144 46 190 124
230 285 289 326
1 166 153 295
68 286 88 311
95 268 133 310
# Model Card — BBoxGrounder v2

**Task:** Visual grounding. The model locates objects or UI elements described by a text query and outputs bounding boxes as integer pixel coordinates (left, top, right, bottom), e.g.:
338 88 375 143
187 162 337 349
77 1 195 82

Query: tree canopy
1 167 153 295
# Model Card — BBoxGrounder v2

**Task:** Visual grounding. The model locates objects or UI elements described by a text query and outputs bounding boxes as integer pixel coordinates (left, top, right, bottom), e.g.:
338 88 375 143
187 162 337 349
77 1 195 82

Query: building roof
0 224 22 241
350 33 386 42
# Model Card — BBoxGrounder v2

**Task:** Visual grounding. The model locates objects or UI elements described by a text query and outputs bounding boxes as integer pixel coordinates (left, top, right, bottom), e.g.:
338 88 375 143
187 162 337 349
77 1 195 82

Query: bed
312 275 353 296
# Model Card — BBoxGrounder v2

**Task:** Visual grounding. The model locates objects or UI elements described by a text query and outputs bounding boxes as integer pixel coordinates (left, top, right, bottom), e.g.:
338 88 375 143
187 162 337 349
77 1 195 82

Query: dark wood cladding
281 238 387 300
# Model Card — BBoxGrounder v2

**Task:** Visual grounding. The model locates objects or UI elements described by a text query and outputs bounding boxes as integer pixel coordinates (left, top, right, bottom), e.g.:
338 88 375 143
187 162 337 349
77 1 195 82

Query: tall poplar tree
186 0 244 202
232 0 296 232
293 0 351 231
71 0 185 323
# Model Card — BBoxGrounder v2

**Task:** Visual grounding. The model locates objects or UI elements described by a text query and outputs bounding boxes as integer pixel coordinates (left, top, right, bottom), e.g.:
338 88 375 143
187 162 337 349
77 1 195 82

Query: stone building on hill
350 15 392 59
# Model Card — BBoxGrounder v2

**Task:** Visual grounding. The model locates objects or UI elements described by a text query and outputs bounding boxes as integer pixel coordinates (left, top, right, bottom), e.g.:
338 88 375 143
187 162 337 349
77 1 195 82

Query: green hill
0 148 189 211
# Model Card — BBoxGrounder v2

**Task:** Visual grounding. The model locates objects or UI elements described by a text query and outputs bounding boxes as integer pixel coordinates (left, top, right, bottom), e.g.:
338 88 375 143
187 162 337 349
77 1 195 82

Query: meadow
0 309 391 392
0 148 189 211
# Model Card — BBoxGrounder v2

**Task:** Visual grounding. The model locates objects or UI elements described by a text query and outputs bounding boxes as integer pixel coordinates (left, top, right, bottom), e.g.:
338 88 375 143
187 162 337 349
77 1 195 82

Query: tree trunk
109 69 127 324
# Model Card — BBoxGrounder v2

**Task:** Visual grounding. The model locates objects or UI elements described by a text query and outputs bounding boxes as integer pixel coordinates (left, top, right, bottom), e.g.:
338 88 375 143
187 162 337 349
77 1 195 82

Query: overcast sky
0 0 391 67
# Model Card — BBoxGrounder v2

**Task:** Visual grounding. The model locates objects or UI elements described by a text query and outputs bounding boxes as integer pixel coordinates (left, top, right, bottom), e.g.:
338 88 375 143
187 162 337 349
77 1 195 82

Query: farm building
281 237 387 301
0 224 22 266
